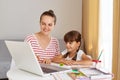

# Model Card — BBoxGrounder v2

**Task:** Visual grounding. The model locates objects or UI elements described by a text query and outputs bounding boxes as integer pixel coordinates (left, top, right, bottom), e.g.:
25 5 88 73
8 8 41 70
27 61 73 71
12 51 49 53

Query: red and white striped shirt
24 34 60 62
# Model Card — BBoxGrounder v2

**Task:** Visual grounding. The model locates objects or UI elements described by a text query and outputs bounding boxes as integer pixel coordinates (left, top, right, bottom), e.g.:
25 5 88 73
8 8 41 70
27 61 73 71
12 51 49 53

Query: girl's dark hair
40 10 56 25
64 30 81 43
63 30 81 60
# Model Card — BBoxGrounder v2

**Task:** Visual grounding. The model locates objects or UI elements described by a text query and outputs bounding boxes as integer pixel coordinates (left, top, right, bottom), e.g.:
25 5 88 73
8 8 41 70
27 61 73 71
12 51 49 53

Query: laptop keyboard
41 67 58 73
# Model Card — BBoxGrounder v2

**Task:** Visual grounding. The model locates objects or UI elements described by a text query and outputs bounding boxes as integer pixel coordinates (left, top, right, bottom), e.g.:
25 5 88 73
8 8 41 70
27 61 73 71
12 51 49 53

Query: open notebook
5 41 70 76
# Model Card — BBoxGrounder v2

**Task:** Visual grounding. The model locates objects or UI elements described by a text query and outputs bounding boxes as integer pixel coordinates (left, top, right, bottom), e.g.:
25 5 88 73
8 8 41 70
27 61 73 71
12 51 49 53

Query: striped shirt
24 34 60 62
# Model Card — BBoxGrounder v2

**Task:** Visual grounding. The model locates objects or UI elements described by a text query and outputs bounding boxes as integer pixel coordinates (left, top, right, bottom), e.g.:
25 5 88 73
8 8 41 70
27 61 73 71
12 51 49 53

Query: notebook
5 40 70 76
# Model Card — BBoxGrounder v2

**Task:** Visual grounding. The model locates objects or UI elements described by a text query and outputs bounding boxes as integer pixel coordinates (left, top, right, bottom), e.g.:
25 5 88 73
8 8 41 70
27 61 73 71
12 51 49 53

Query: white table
7 67 73 80
7 65 112 80
7 67 55 80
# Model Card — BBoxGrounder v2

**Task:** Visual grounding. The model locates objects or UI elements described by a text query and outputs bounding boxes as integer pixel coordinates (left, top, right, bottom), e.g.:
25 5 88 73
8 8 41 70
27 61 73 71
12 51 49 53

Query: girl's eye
69 42 73 44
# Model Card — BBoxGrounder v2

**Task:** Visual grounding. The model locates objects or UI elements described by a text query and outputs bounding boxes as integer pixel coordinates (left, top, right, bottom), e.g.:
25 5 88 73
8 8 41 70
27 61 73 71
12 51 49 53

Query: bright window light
99 0 113 72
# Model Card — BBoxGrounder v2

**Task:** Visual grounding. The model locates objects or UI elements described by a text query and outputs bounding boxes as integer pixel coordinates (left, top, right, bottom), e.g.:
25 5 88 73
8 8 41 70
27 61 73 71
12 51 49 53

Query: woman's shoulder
25 34 35 39
51 37 59 42
24 34 36 42
26 34 34 37
51 37 58 40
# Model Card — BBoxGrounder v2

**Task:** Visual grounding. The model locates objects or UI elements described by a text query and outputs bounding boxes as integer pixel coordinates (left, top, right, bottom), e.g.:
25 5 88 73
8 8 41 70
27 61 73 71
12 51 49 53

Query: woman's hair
40 10 56 25
63 30 82 60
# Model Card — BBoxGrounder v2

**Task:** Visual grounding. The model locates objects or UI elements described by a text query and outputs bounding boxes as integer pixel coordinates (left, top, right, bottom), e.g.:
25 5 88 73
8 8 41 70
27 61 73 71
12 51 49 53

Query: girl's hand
63 60 74 65
71 61 79 65
42 58 51 64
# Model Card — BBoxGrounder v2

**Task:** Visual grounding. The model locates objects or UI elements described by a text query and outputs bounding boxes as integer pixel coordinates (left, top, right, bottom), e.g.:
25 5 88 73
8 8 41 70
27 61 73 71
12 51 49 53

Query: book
67 70 90 80
79 68 113 80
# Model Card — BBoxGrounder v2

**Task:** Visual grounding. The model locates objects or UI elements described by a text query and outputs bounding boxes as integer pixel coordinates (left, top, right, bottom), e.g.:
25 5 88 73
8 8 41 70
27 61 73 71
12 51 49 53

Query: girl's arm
82 53 92 60
52 54 74 65
72 53 93 65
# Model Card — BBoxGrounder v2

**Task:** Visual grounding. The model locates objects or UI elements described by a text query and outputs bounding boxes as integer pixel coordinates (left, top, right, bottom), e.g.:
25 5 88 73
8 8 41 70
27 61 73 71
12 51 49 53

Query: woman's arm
51 54 65 63
52 49 68 63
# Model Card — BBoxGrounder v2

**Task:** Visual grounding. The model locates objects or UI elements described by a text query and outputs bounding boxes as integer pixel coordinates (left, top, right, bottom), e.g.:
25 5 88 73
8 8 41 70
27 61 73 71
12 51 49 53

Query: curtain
112 0 120 80
82 0 99 59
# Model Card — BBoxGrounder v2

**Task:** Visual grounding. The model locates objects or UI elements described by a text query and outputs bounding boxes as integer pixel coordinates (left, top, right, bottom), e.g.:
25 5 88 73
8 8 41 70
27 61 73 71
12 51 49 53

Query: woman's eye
48 23 52 27
41 22 46 25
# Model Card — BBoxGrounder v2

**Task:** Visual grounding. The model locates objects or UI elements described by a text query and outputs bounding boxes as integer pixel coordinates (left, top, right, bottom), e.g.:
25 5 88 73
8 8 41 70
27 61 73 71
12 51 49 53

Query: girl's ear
77 42 80 46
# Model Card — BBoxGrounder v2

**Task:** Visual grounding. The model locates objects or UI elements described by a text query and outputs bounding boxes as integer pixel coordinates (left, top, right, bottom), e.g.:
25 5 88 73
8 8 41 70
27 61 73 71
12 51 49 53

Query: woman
25 10 60 64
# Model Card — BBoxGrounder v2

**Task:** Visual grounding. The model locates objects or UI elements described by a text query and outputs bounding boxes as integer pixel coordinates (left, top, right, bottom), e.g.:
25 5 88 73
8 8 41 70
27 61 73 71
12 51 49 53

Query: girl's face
40 15 55 35
65 41 80 53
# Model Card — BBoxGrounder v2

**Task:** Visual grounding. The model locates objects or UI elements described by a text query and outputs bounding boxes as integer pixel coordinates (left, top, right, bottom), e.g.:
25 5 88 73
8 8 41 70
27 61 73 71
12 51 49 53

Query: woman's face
65 41 80 53
40 15 55 35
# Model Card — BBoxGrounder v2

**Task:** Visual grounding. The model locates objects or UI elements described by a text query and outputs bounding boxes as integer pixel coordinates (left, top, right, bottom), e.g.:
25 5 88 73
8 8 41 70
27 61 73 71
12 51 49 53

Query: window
99 0 113 72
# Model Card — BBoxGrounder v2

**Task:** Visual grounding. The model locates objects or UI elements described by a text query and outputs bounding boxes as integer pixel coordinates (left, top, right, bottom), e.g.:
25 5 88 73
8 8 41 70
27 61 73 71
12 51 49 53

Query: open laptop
5 40 70 76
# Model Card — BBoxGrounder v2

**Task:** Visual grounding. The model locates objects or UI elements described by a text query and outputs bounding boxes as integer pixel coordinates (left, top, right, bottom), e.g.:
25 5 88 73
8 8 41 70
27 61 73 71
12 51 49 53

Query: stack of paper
79 68 113 80
51 70 73 80
51 62 95 69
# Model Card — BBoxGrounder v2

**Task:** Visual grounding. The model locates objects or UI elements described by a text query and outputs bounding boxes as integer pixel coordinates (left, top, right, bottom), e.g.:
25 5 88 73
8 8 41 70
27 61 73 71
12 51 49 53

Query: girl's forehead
66 40 76 43
65 38 76 41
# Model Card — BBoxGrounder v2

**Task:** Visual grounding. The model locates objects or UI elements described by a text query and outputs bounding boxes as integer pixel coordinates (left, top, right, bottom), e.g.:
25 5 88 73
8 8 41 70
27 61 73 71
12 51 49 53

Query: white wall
0 0 82 39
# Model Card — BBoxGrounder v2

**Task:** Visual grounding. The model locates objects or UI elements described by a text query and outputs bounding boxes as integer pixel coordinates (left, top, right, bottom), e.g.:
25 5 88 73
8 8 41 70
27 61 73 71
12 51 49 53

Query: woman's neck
38 32 51 39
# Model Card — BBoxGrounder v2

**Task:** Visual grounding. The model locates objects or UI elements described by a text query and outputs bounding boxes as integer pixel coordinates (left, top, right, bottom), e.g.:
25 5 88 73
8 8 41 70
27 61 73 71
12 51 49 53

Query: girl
53 30 92 65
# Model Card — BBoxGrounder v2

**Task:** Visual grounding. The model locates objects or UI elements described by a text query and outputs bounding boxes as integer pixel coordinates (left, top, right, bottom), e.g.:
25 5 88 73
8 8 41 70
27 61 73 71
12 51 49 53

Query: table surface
7 64 112 80
7 67 56 80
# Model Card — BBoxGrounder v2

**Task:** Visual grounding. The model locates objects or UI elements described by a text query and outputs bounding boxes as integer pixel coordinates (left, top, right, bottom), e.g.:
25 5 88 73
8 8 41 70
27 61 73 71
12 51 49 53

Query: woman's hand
42 58 51 64
36 55 41 63
36 55 51 64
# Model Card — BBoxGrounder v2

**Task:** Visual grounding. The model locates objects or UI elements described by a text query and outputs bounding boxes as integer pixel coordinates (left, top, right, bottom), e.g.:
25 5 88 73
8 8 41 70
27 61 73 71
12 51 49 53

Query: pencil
97 49 104 60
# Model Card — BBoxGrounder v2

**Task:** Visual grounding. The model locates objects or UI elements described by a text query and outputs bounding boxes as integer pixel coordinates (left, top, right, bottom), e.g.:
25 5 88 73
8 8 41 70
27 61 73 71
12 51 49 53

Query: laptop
5 40 70 76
